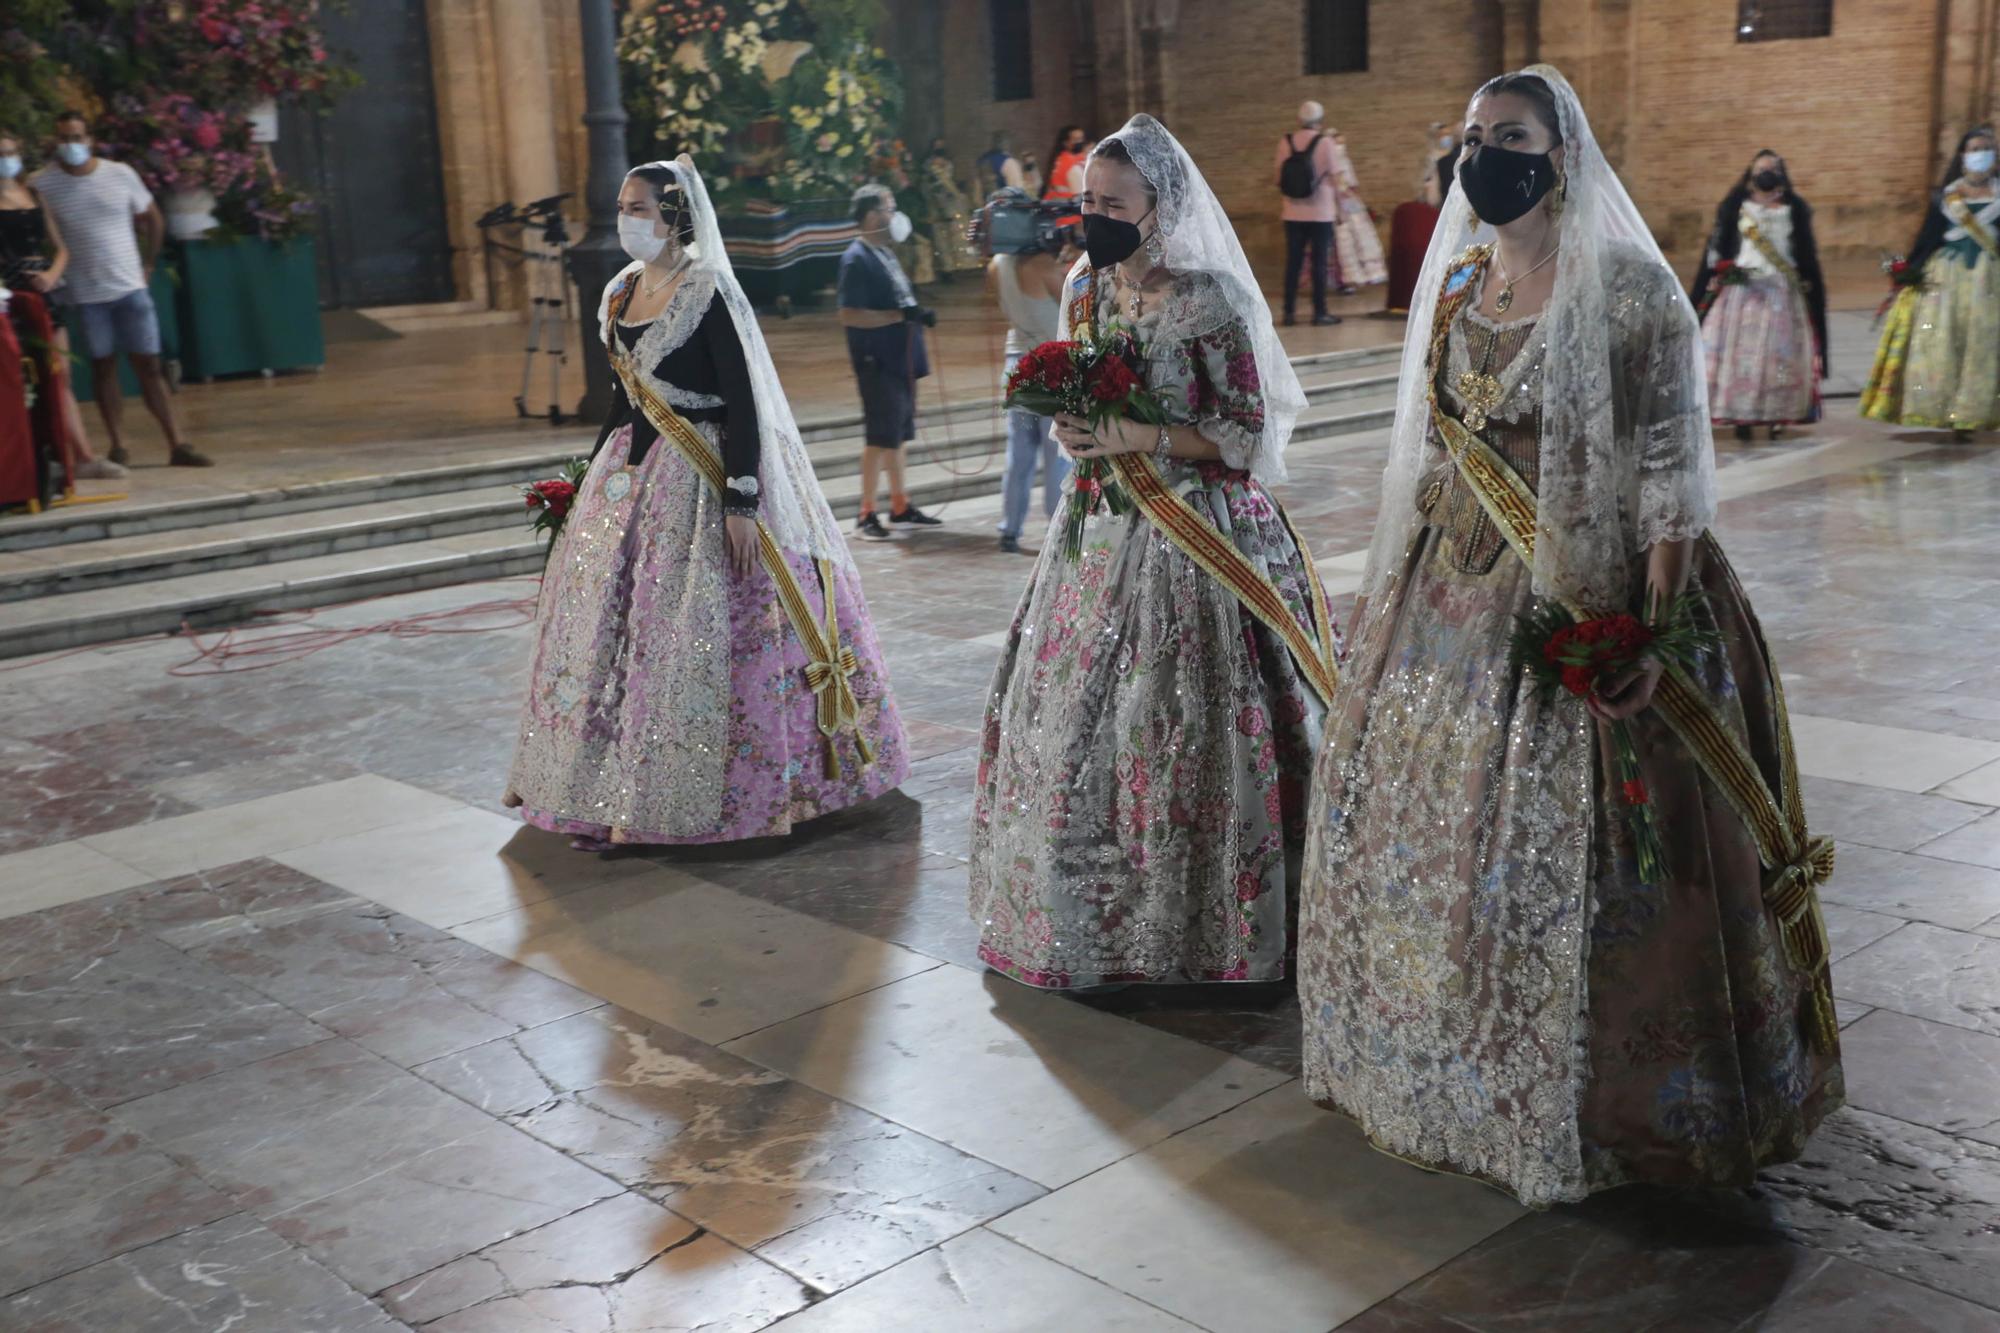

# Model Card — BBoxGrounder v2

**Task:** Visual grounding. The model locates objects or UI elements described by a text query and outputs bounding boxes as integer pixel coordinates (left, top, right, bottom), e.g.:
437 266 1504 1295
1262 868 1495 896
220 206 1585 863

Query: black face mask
1083 210 1151 269
1457 144 1558 226
1750 169 1783 192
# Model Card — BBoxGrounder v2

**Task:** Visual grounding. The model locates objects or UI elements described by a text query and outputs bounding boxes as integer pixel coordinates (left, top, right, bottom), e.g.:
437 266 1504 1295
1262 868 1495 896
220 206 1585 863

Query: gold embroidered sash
1738 210 1806 300
1422 246 1838 1052
1070 269 1340 708
606 279 873 779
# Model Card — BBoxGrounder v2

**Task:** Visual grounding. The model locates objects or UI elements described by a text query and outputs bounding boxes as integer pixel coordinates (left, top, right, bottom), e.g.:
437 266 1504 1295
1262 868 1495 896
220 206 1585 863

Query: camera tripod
476 193 575 425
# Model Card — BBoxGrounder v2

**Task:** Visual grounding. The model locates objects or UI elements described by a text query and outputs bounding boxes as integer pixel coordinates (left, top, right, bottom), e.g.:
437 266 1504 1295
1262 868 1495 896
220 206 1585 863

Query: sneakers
72 457 129 480
855 513 893 542
1313 313 1342 326
889 503 943 529
170 445 215 467
998 533 1021 554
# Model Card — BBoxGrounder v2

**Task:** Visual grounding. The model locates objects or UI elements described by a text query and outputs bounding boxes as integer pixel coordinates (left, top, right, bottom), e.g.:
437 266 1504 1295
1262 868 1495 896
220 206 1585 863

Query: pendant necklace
1119 264 1167 324
640 255 691 298
1492 240 1558 315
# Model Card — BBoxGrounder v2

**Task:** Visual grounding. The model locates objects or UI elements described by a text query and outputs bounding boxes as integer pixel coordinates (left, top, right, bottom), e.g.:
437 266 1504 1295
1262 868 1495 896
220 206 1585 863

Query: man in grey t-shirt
33 111 209 467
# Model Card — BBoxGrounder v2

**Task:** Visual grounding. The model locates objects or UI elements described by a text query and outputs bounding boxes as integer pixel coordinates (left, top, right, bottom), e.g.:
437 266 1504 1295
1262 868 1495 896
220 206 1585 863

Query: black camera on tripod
475 193 578 426
969 190 1081 259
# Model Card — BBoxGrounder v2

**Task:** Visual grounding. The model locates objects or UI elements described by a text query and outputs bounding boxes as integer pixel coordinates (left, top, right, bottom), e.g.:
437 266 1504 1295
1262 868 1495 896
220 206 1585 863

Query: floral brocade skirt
1297 528 1842 1206
1331 198 1388 288
506 423 908 845
1863 253 2000 431
968 462 1334 989
1702 272 1820 425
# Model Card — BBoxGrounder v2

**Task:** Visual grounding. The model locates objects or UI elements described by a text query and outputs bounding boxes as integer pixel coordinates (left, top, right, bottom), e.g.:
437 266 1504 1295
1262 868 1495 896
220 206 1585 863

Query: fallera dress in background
1695 199 1824 426
1863 181 2000 431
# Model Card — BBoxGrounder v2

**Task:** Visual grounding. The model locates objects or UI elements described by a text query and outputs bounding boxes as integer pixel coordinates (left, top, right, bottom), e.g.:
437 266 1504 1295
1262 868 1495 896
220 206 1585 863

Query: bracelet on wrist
1152 423 1173 463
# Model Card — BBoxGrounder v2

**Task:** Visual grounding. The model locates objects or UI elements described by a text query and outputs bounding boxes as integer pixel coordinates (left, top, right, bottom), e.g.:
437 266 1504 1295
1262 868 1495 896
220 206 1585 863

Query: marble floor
5 397 2000 1332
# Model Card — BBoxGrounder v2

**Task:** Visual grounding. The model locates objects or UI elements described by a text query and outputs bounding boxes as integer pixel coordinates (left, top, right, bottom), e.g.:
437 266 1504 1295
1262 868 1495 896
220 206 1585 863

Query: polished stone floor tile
1692 1107 2000 1312
1787 713 2000 794
0 1051 236 1299
725 964 1292 1189
1835 922 2000 1036
379 1190 810 1330
112 1038 620 1294
1819 903 1906 962
705 847 985 972
34 715 286 789
1799 775 1988 852
1822 843 2000 930
0 840 154 922
775 1228 1202 1332
0 734 196 857
452 875 941 1045
81 774 464 880
2 935 331 1106
415 1005 1043 1293
1916 808 2000 873
1384 1192 2000 1332
0 1215 404 1332
1839 1008 2000 1145
1937 756 2000 805
0 859 361 983
193 898 601 1067
990 1087 1522 1333
274 804 663 930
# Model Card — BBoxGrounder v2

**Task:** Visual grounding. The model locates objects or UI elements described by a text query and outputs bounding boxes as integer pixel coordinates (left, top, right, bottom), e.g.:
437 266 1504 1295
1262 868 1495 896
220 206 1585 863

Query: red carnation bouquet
1510 592 1723 884
1005 327 1168 560
1874 252 1923 322
523 458 590 555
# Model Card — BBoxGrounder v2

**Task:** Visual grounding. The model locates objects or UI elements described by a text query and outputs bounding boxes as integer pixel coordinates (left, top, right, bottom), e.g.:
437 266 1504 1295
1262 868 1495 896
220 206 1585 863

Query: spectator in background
838 183 944 541
1041 125 1089 204
33 112 210 467
988 192 1075 553
1276 100 1342 328
976 132 1026 194
0 128 125 479
1020 153 1044 198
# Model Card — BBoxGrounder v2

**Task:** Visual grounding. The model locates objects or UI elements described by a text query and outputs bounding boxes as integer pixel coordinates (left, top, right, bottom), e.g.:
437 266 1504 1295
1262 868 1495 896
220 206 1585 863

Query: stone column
570 0 629 423
491 0 562 206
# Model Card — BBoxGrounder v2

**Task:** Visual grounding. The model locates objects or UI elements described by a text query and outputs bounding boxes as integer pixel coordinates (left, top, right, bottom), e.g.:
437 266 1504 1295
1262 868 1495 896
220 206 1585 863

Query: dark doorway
271 1 453 309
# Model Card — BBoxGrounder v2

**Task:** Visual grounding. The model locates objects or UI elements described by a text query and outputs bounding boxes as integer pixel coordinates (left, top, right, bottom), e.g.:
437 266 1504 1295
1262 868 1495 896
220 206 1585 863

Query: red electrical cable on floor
0 577 545 678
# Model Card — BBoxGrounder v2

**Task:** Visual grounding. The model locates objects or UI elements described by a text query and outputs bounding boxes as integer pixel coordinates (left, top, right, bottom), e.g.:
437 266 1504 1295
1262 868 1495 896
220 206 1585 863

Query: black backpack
1278 132 1324 199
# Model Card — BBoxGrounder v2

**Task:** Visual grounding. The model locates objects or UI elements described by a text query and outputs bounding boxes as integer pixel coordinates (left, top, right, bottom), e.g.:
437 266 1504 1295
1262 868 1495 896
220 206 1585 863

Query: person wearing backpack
1276 101 1343 327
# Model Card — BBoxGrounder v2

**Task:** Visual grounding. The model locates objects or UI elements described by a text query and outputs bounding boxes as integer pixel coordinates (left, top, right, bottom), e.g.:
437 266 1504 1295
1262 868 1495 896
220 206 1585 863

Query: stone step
0 343 1402 555
0 391 1402 658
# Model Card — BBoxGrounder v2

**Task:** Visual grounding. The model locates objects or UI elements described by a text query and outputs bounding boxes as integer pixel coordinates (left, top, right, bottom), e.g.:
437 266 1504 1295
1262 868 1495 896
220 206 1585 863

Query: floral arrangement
523 459 590 553
14 0 353 243
1509 593 1722 884
619 0 905 205
1005 327 1168 560
1696 257 1749 317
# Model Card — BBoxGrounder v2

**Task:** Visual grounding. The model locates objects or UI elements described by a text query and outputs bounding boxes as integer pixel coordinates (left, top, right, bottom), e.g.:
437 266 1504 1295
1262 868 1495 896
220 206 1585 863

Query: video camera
970 193 1080 259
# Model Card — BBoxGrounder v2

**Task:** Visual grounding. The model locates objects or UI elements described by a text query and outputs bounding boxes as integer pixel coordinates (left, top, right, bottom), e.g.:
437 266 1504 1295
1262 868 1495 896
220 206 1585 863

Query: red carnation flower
1622 778 1649 806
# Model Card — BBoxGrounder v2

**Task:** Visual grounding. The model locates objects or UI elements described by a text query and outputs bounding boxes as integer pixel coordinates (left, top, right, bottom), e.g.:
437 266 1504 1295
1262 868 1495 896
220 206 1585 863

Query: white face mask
0 156 20 180
617 214 667 265
56 142 92 167
1965 149 1997 176
887 210 913 244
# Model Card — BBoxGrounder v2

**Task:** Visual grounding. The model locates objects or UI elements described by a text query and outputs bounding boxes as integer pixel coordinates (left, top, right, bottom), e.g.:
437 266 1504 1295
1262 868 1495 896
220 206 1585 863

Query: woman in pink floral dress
969 117 1339 989
505 158 907 849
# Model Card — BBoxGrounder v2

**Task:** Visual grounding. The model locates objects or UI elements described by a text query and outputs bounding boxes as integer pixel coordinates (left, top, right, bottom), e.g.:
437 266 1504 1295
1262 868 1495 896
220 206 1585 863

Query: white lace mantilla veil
1089 114 1309 485
598 156 853 571
1359 64 1716 612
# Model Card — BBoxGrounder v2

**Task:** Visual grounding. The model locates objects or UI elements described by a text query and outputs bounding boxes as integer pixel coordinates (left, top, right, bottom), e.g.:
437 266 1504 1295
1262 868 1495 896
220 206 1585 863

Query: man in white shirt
33 112 209 467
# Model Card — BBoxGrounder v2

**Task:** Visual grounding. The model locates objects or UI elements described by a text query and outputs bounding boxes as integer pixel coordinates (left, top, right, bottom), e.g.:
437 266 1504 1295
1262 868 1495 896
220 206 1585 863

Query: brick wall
1542 0 1959 264
900 0 1999 283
